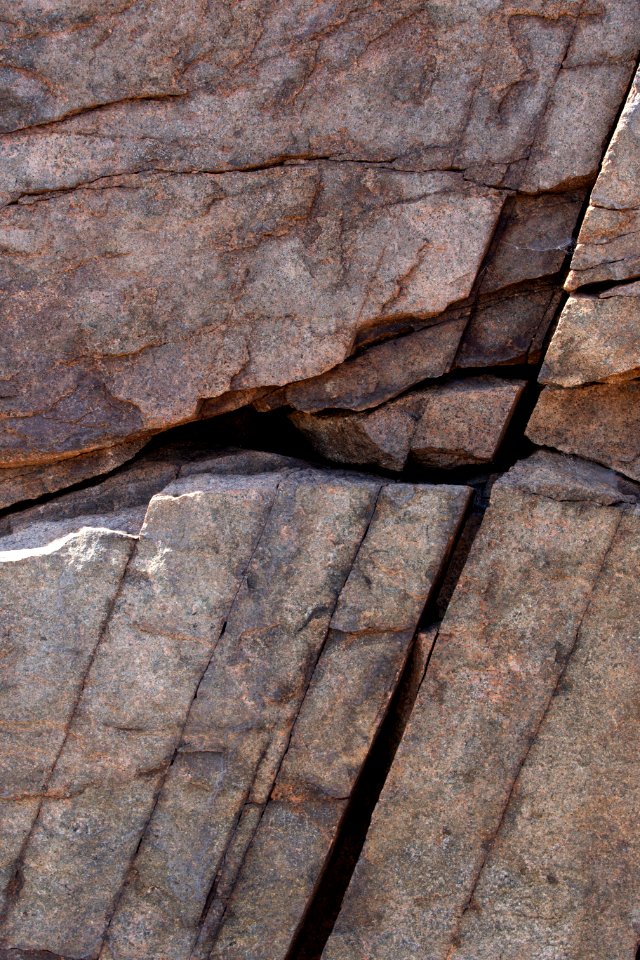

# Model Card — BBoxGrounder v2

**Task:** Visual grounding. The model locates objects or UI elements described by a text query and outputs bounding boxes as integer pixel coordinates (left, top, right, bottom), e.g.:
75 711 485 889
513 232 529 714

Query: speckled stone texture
322 454 640 960
1 2 640 958
1 0 639 503
0 460 469 959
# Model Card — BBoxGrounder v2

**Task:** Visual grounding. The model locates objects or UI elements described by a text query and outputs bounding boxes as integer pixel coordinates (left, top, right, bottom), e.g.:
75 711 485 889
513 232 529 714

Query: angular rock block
540 284 640 388
291 377 525 472
323 452 640 960
567 66 640 291
0 464 469 959
527 382 640 482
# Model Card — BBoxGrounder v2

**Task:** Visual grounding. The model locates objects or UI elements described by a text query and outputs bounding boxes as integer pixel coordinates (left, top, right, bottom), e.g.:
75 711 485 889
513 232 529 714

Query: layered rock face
1 2 639 959
2 0 639 505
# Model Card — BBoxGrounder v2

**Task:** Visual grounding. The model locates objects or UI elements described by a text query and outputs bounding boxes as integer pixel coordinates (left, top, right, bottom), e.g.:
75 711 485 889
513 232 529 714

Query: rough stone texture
454 285 563 368
527 382 640 481
526 58 640 484
566 66 640 291
0 439 146 512
0 0 638 501
256 317 467 414
0 166 502 471
291 378 525 471
448 508 640 960
0 464 469 959
322 453 640 960
201 484 470 960
0 527 135 916
2 2 640 956
539 284 640 387
1 2 636 193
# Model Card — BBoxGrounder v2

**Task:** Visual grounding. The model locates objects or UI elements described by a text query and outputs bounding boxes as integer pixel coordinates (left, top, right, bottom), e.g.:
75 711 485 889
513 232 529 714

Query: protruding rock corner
0 4 638 959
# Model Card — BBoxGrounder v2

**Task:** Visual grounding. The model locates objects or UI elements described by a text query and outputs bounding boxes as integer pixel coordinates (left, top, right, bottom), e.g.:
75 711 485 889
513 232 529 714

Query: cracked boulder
0 456 469 959
323 451 640 960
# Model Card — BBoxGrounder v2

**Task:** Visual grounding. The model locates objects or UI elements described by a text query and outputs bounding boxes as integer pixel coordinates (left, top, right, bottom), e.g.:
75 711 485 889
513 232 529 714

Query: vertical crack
284 490 482 960
0 533 138 931
196 482 385 956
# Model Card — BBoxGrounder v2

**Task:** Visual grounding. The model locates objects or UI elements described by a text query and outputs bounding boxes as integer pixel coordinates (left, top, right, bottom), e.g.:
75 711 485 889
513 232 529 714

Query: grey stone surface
323 454 638 960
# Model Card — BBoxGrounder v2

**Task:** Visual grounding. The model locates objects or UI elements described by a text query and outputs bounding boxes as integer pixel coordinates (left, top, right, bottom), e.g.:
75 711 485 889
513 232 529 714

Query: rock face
1 0 639 501
322 453 640 960
527 67 640 482
2 3 640 959
0 459 469 959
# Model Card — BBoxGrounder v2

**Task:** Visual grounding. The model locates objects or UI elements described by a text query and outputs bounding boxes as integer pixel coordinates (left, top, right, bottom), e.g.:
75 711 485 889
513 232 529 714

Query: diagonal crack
0 532 138 930
97 471 290 953
194 482 385 957
443 511 624 958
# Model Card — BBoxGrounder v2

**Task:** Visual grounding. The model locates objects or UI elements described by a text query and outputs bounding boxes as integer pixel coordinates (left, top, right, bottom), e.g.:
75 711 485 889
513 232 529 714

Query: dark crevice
274 62 632 957
198 485 384 956
285 482 484 960
284 629 431 960
570 274 640 297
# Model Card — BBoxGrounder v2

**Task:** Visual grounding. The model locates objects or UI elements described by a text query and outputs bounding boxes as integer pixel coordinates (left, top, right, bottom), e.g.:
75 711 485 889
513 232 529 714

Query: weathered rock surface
539 283 640 387
527 382 640 482
2 1 640 956
0 439 147 513
291 377 524 471
0 527 135 916
256 317 467 415
567 66 640 291
526 60 640 483
0 166 502 471
1 2 635 193
323 452 640 960
0 461 469 959
0 0 638 500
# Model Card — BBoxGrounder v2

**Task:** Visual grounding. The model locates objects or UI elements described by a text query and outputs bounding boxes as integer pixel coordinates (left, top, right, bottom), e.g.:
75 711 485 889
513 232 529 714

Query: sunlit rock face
1 4 639 960
1 0 638 503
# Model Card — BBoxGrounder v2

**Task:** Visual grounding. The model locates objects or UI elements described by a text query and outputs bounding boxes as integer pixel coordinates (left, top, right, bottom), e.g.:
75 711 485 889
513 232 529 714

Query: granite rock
0 464 469 959
540 284 640 387
0 166 502 470
291 377 525 472
567 66 640 291
322 453 640 960
256 317 467 415
0 0 638 496
527 382 640 481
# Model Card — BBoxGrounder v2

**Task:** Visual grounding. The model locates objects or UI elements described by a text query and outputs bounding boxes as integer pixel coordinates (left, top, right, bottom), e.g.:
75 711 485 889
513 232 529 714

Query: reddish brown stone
567 66 640 290
291 377 524 471
540 284 640 388
527 382 640 481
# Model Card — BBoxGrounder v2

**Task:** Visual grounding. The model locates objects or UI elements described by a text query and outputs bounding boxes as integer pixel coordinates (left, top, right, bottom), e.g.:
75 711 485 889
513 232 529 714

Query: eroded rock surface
0 459 468 959
1 0 638 499
1 1 640 957
322 453 640 960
